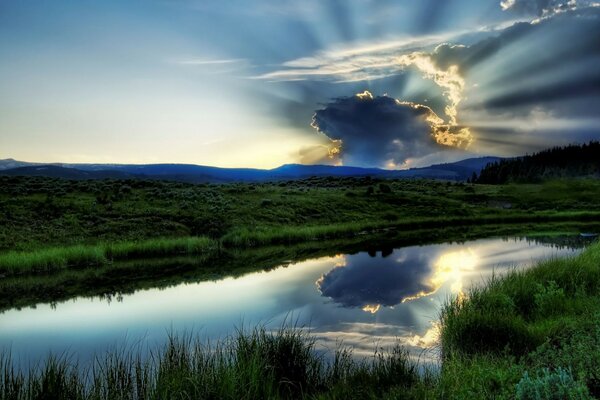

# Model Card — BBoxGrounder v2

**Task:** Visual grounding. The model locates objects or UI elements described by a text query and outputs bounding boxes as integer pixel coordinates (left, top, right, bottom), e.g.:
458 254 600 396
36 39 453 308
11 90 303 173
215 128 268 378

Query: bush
534 281 566 317
379 183 392 193
515 368 591 400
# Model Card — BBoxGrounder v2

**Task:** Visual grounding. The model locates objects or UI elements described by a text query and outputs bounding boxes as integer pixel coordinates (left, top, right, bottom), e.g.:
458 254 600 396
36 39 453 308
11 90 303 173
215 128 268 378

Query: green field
2 175 600 254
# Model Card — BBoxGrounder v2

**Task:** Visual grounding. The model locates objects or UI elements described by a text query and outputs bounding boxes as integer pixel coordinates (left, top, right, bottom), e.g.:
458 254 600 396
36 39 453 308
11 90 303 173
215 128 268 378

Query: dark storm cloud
317 251 435 309
311 92 441 167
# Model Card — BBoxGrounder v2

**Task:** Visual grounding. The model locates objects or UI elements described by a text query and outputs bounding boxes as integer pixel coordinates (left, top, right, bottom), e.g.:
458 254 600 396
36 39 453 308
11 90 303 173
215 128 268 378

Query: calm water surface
0 236 587 365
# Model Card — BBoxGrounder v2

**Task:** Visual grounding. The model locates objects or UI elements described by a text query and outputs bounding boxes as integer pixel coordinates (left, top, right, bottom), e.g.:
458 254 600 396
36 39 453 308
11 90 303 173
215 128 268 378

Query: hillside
474 142 600 184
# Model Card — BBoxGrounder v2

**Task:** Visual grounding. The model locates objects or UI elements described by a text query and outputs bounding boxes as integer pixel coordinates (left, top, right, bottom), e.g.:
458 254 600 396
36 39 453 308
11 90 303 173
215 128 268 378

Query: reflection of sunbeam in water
402 248 478 303
407 321 441 348
316 248 479 314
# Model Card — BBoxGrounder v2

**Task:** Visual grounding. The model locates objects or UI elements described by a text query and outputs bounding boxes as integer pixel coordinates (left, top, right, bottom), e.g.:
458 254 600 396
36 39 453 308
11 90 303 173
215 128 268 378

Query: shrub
515 368 591 400
534 281 566 317
379 183 392 193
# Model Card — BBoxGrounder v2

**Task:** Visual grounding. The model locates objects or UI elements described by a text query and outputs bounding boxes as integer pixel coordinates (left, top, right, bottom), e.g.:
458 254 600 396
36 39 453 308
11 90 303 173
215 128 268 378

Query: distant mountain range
0 157 502 183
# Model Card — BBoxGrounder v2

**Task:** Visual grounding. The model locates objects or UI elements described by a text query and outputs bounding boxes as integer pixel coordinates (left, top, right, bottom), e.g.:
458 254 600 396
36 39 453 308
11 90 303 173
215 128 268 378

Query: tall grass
222 212 600 248
220 222 392 247
0 327 424 400
105 236 216 259
0 245 106 275
0 237 217 276
440 241 600 358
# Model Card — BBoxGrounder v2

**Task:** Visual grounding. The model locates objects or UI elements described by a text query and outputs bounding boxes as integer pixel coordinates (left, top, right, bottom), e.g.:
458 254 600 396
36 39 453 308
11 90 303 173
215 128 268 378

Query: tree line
472 141 600 184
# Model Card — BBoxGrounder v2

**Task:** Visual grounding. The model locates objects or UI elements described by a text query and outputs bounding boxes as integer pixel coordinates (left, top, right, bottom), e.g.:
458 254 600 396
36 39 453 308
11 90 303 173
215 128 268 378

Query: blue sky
1 0 599 168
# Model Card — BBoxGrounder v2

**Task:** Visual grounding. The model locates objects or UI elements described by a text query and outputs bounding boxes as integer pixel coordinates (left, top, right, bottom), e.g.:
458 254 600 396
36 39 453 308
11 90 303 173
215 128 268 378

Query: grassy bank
1 221 598 312
1 240 599 398
437 240 600 398
2 212 599 277
0 237 216 276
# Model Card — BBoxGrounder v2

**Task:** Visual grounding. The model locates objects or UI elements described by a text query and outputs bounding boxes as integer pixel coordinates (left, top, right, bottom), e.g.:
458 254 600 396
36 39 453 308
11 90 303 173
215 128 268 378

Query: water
0 236 587 366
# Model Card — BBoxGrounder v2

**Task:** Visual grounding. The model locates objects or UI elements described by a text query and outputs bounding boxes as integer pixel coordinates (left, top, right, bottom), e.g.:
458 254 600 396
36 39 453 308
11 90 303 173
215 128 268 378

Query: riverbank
2 212 600 276
1 241 598 399
1 221 598 312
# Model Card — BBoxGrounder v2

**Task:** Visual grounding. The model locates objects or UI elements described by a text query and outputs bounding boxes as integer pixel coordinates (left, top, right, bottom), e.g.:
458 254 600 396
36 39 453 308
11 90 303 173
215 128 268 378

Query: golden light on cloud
431 249 478 294
398 53 464 125
314 254 347 287
397 52 473 149
356 90 374 100
362 304 381 314
327 140 342 160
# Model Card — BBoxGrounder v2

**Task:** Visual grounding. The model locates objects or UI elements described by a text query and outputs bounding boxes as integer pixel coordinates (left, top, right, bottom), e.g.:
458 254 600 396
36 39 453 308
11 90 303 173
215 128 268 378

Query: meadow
1 175 599 256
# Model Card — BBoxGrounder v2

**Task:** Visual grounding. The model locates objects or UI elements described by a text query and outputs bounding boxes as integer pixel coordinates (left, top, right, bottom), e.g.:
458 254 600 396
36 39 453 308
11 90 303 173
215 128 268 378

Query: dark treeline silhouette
472 141 600 184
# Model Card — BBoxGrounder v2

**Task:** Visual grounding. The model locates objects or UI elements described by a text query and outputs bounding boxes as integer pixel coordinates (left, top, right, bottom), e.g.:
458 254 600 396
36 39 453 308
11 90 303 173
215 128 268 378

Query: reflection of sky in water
0 237 583 366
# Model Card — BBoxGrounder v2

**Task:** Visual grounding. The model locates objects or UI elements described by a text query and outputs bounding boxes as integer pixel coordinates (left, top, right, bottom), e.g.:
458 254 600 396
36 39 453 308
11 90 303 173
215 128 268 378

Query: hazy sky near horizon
1 0 599 168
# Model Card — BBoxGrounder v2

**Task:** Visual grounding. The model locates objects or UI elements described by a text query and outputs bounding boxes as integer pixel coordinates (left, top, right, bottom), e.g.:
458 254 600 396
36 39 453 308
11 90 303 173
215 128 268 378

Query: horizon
0 153 503 171
1 1 599 168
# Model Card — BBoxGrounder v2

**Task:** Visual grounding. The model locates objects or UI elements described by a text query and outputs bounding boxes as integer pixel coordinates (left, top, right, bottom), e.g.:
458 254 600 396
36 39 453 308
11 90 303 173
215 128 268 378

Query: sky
1 0 599 169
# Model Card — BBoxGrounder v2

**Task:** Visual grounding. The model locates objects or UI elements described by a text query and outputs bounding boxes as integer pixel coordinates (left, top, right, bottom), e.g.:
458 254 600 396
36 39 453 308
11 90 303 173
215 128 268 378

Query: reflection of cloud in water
312 322 441 363
316 247 478 312
316 250 435 309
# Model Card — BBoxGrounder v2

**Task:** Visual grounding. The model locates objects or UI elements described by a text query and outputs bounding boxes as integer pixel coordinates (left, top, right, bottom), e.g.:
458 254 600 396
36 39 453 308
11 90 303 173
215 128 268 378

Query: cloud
398 51 465 125
311 91 471 167
499 0 597 17
254 31 463 83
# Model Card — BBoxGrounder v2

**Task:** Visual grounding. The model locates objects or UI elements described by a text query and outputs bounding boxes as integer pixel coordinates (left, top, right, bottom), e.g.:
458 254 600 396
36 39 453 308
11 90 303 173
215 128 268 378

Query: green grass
0 327 428 400
2 176 600 253
436 240 600 398
104 236 216 259
2 209 597 277
0 237 217 276
0 245 106 275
